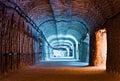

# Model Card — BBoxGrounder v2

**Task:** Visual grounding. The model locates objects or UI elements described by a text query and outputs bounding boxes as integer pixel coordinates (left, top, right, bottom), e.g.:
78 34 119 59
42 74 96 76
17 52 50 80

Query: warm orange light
95 29 107 66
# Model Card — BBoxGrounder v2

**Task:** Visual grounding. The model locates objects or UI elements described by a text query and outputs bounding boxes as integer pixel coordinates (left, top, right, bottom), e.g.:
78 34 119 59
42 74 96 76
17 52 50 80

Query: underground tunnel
0 0 120 81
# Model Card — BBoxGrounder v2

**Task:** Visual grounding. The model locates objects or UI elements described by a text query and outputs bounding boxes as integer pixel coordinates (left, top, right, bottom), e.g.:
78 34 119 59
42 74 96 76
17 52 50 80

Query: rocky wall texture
0 7 41 75
89 33 96 66
106 14 120 74
94 29 107 66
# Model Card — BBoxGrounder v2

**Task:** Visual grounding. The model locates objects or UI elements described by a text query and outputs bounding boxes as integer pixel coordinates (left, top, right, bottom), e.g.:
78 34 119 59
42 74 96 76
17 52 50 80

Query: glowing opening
52 48 68 58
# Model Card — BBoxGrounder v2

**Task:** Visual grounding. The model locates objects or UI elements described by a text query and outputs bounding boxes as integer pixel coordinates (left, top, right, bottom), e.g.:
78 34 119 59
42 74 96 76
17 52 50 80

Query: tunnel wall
34 41 42 64
89 33 96 66
0 7 40 75
106 14 120 74
79 42 89 62
89 29 107 66
94 29 107 66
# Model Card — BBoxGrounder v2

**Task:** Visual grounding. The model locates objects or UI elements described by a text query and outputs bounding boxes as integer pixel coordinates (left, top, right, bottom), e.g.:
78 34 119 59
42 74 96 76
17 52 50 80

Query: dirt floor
0 66 120 81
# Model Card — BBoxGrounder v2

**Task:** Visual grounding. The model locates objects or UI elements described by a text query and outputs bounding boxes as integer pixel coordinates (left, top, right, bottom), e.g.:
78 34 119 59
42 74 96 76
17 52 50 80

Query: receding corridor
0 0 120 81
1 65 120 81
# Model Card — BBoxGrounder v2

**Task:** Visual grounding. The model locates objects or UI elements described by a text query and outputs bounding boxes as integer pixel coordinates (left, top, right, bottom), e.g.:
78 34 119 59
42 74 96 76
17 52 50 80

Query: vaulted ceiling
1 0 120 46
20 0 120 29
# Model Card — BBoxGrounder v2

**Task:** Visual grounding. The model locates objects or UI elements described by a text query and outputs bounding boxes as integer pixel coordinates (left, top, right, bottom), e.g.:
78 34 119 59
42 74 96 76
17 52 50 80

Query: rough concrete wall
106 14 120 74
34 41 42 64
89 33 96 66
94 29 107 66
80 42 89 63
0 7 41 75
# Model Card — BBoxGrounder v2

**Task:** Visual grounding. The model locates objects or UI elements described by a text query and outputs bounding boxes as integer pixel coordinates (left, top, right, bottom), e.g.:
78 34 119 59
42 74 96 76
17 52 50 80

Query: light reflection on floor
1 65 120 81
36 61 89 67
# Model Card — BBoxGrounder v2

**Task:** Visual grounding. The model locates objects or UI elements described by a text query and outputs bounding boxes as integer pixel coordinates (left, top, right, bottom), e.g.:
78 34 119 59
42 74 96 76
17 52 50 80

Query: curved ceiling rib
37 19 88 35
49 0 59 46
49 0 72 46
28 4 59 45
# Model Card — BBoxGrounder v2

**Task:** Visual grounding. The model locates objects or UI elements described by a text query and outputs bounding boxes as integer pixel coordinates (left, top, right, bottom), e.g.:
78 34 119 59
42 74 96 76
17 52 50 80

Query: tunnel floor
36 61 89 67
1 65 120 81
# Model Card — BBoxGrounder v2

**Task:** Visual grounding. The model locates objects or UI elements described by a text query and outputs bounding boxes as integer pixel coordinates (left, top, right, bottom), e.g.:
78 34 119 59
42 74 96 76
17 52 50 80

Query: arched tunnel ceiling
20 0 120 26
10 0 120 44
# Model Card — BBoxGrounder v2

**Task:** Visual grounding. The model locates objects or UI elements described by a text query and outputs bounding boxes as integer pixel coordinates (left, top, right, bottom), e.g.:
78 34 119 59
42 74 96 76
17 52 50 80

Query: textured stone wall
89 33 96 66
106 14 120 74
80 42 89 63
94 29 107 66
0 7 41 75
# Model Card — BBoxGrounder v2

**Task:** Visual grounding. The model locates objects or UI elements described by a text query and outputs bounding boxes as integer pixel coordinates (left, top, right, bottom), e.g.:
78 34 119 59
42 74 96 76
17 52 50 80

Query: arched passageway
0 0 120 80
